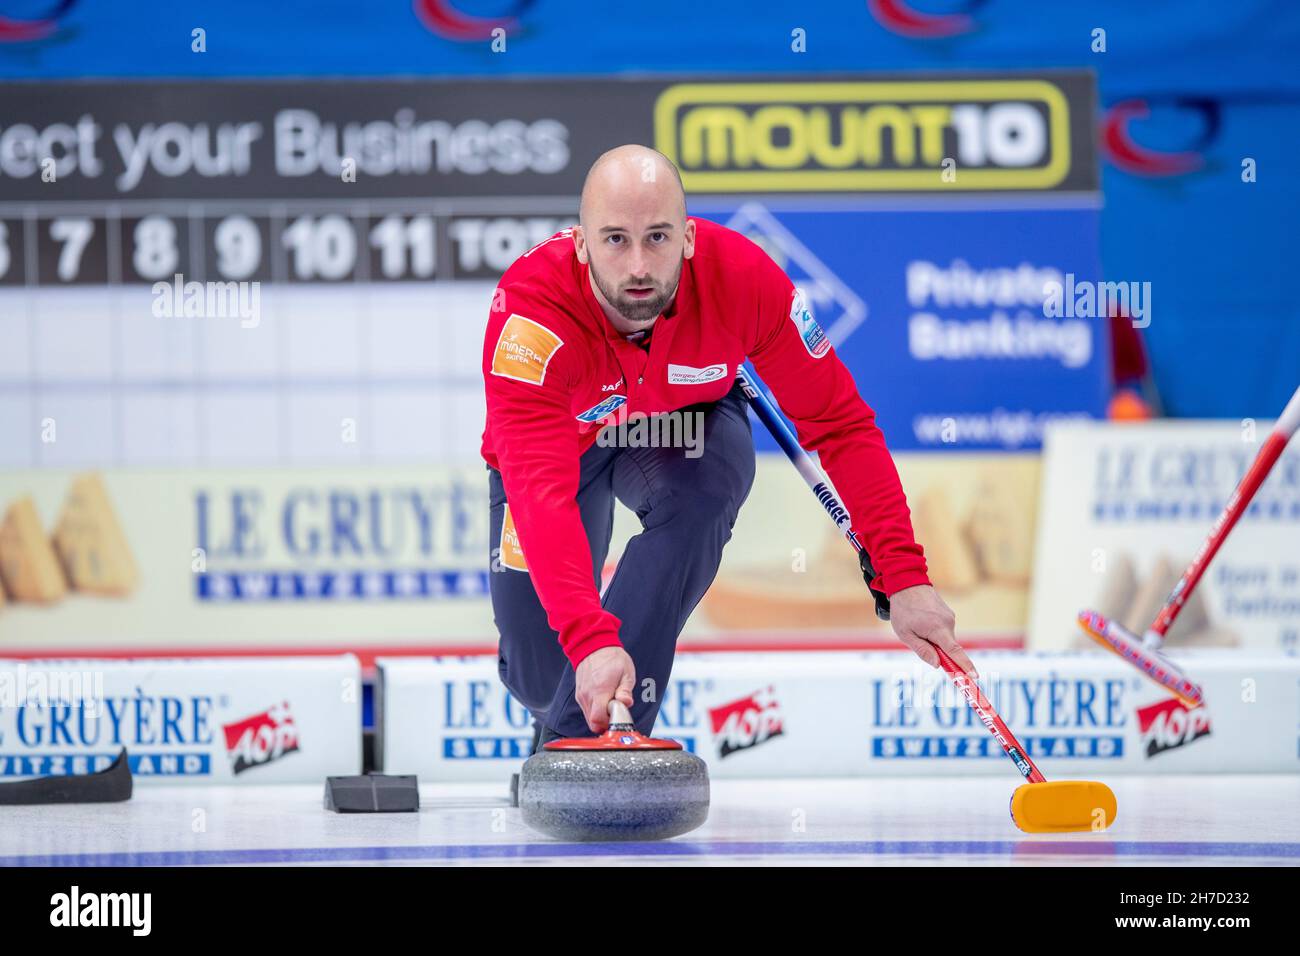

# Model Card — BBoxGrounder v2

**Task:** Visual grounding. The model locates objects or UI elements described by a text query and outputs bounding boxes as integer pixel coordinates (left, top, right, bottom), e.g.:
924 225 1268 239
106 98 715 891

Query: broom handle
736 366 890 621
935 646 1047 784
1145 384 1300 646
739 366 1047 783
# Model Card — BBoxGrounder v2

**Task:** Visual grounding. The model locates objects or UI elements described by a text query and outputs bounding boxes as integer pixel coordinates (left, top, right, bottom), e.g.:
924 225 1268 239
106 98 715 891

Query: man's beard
589 259 682 325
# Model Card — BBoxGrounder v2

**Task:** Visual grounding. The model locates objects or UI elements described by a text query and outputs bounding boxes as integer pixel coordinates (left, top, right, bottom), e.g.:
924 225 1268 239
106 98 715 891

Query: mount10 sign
0 74 1096 202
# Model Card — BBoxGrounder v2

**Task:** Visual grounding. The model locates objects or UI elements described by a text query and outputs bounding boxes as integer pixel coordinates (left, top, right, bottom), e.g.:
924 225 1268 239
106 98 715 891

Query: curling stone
518 700 709 841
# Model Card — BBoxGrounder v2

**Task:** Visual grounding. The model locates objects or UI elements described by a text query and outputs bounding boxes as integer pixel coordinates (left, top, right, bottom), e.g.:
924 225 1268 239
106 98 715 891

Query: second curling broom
1077 383 1300 708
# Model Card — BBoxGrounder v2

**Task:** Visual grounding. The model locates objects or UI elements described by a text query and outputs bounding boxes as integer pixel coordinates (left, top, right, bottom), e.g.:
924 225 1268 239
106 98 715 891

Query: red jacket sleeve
483 302 623 667
746 251 931 597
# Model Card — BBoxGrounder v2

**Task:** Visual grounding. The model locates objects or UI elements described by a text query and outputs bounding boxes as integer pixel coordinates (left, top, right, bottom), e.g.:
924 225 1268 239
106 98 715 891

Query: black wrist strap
859 549 891 622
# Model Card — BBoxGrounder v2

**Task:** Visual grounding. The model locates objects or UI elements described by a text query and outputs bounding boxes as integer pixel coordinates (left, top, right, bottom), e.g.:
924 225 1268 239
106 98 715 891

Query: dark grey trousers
487 382 756 740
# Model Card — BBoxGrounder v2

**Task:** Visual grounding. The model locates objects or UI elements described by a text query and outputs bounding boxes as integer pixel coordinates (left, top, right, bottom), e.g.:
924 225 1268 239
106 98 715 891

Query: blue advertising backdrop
696 202 1106 452
2 0 1295 418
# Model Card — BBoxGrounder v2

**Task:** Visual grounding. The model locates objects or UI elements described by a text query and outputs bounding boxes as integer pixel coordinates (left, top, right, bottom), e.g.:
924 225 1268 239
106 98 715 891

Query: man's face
576 179 693 329
587 229 683 326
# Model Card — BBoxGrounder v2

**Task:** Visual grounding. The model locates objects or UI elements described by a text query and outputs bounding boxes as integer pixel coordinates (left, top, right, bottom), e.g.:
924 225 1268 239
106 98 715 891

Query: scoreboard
0 203 584 287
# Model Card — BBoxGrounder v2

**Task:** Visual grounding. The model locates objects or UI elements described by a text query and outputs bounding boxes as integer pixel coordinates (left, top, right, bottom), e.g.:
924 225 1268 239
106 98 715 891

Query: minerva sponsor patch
491 314 564 385
498 504 528 572
790 289 830 359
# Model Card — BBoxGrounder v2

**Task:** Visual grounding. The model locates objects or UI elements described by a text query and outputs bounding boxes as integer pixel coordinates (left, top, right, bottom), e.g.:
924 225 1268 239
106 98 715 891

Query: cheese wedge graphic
0 496 68 603
54 474 140 596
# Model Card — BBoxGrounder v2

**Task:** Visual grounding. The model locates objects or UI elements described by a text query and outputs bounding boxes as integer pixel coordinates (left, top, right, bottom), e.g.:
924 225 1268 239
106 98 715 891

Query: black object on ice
324 773 420 813
0 747 133 805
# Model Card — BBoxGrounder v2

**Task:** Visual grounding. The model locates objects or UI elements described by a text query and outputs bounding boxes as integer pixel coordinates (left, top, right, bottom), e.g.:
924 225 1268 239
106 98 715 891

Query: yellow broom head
1011 780 1117 833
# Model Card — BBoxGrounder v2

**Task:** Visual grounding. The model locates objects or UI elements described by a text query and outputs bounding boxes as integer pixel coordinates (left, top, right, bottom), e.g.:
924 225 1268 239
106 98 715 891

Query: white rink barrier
377 651 1300 780
0 656 362 784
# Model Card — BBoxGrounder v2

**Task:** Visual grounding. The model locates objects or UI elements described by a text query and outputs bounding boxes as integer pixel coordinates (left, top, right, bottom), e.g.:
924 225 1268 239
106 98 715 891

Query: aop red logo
0 0 78 42
709 687 784 758
223 702 301 774
1136 697 1211 759
412 0 534 42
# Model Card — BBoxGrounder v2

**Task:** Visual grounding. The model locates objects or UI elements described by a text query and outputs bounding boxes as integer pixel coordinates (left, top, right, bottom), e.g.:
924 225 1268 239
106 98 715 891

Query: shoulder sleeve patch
490 313 565 386
789 288 831 359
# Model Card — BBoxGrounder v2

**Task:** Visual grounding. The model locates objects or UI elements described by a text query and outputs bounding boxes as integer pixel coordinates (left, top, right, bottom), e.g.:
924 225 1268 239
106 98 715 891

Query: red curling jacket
481 217 930 666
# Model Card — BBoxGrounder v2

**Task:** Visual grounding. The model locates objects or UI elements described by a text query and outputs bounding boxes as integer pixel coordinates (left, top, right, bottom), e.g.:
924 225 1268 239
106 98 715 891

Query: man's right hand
574 645 636 733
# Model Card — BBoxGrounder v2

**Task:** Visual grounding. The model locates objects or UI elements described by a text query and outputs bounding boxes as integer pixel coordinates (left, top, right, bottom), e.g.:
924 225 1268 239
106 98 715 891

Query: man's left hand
888 584 978 678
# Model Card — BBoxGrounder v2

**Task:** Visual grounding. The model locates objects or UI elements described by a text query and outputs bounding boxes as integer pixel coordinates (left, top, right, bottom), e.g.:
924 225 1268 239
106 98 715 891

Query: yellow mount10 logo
654 80 1073 191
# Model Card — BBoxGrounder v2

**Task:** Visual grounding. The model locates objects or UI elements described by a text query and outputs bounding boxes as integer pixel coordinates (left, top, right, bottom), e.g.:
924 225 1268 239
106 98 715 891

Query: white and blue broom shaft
735 366 890 621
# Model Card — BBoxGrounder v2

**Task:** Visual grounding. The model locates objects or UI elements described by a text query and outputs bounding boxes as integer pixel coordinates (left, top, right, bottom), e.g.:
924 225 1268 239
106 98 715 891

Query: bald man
481 145 973 750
